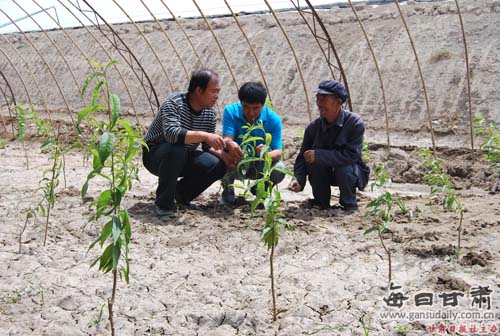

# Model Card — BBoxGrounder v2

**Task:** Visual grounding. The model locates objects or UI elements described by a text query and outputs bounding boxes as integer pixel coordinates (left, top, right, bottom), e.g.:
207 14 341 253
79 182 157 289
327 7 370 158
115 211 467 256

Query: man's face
316 94 342 123
242 101 263 124
199 77 220 108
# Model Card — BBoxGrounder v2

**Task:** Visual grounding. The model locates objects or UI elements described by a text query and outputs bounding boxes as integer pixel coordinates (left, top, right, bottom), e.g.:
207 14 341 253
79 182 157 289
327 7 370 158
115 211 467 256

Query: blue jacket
222 102 282 151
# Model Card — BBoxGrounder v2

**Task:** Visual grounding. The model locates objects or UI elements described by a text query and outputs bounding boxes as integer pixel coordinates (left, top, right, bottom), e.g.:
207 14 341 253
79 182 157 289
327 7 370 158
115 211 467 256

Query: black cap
313 80 348 103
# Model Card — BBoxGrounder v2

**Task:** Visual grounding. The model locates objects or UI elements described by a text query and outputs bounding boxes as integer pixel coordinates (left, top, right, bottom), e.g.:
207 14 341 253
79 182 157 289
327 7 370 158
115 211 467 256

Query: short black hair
238 81 267 105
188 69 218 93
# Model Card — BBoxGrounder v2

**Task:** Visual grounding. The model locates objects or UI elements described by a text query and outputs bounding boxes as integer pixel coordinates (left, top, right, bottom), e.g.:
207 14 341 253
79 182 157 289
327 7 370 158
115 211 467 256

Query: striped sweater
144 92 217 151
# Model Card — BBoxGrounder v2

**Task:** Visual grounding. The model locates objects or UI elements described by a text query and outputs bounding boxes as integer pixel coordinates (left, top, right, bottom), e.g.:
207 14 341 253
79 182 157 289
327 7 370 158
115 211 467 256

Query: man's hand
221 150 238 169
288 180 303 192
304 150 316 164
256 144 264 157
205 133 225 151
225 139 243 161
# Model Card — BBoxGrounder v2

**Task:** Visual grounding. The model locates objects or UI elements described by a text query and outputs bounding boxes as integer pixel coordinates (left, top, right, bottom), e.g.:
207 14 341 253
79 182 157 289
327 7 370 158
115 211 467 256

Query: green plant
396 324 410 335
365 162 410 284
430 49 452 63
475 116 500 168
77 59 144 336
419 148 464 248
360 315 370 336
38 286 45 305
88 303 106 328
17 107 69 251
0 291 21 304
15 104 29 169
0 138 5 149
362 139 370 162
264 98 275 111
234 121 294 321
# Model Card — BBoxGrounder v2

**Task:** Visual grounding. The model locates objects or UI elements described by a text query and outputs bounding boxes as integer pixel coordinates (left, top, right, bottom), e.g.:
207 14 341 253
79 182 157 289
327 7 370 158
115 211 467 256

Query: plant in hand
234 121 294 321
419 148 464 248
77 59 144 336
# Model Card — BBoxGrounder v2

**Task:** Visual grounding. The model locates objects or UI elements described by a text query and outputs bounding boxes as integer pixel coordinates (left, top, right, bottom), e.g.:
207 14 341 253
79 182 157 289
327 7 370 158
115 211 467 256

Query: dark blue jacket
294 108 370 190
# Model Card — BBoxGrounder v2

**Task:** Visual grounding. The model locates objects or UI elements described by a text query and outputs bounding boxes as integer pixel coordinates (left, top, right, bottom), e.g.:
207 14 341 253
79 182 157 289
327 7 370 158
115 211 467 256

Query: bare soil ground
0 135 498 336
0 0 499 334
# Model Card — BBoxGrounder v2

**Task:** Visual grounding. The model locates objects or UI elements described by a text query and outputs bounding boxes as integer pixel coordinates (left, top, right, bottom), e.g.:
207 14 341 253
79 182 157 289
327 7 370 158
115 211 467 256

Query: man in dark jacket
288 80 369 211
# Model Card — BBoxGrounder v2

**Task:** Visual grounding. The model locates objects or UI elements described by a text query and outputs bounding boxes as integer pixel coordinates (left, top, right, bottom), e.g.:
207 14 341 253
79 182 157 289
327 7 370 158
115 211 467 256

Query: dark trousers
143 143 226 210
307 163 358 208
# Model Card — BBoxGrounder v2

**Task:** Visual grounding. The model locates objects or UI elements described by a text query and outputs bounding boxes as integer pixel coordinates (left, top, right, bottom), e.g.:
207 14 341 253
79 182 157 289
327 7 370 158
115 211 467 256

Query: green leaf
92 80 106 106
265 133 272 146
88 236 100 252
118 119 135 160
100 219 113 247
364 226 378 235
121 210 131 244
81 71 104 98
96 190 112 220
98 132 115 164
111 215 122 245
98 243 114 273
104 60 118 72
76 104 105 134
87 58 103 70
112 242 121 271
91 149 103 171
110 94 120 129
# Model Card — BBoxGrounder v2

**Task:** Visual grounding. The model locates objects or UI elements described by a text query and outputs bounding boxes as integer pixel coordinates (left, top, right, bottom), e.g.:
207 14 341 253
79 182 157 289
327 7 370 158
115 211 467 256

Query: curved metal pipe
0 70 16 135
11 0 85 107
139 0 189 81
192 0 239 93
223 0 273 105
454 0 474 161
0 8 74 127
159 0 204 70
110 0 174 91
348 0 390 150
54 0 139 125
264 0 311 121
394 0 436 154
0 34 52 128
79 0 160 115
289 1 338 80
304 0 353 112
0 46 33 106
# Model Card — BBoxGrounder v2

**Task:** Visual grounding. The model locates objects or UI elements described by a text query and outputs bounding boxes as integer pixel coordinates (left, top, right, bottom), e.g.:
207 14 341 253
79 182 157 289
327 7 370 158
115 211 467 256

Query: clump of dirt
460 251 493 267
405 244 456 258
434 274 471 292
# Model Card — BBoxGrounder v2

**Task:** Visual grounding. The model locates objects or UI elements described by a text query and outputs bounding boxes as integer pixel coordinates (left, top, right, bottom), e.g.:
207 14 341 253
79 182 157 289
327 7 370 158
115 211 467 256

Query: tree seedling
233 121 294 321
475 116 500 192
77 59 144 336
17 106 70 251
365 162 410 285
419 148 464 248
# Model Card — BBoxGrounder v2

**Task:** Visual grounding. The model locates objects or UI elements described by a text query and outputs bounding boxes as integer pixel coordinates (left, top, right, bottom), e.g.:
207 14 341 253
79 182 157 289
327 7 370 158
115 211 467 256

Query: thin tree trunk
457 210 463 249
108 268 118 336
377 224 392 285
270 238 277 322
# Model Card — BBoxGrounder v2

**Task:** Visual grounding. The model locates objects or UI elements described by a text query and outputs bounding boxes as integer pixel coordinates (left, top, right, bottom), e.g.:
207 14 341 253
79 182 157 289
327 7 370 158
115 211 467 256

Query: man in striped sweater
143 69 233 218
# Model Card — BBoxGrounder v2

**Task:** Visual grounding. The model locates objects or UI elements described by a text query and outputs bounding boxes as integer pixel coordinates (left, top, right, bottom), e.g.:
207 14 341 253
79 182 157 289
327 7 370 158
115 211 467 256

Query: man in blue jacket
221 81 285 205
288 80 369 211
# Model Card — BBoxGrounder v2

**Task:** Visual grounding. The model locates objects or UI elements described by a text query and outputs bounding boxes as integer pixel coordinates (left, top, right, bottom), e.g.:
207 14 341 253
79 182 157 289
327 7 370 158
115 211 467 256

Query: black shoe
154 205 177 218
332 203 359 212
303 198 330 210
175 191 193 209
